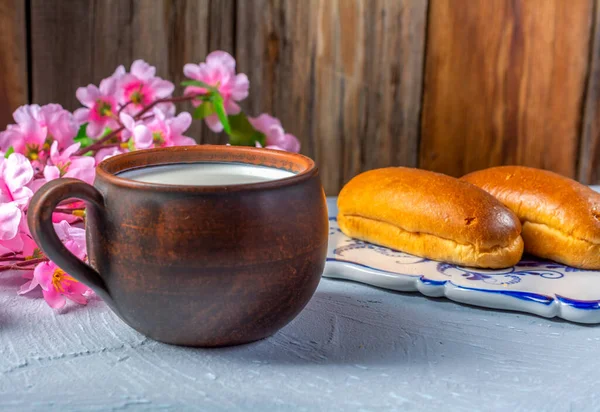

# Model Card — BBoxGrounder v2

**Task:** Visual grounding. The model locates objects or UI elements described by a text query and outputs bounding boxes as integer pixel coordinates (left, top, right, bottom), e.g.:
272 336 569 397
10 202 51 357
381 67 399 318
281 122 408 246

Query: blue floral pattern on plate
323 208 600 324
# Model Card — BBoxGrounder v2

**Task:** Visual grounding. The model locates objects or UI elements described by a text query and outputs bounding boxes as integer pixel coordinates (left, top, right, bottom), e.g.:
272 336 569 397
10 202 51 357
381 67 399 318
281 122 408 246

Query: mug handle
27 178 111 303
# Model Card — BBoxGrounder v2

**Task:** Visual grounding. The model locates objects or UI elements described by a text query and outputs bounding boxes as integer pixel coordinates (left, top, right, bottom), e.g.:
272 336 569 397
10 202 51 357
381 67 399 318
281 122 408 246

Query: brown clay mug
27 145 328 347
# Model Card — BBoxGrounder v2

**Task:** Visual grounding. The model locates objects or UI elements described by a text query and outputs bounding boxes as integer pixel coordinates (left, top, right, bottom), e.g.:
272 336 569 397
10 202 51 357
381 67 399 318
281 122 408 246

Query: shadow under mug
27 145 329 347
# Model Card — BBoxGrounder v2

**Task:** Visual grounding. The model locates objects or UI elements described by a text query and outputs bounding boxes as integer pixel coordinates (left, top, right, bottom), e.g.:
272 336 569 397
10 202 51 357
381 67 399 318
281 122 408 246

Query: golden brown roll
337 167 524 268
462 166 600 269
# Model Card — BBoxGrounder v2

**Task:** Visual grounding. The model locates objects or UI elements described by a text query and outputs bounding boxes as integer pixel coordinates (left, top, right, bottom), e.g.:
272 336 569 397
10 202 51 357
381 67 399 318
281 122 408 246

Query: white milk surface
117 163 295 186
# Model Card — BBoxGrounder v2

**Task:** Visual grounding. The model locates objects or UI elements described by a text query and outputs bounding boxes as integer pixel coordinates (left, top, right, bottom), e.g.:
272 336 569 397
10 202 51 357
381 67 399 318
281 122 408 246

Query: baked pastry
337 167 524 268
462 166 600 269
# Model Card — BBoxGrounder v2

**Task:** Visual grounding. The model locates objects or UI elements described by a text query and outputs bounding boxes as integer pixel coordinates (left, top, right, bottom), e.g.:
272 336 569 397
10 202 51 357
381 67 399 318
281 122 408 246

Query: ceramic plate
323 196 600 324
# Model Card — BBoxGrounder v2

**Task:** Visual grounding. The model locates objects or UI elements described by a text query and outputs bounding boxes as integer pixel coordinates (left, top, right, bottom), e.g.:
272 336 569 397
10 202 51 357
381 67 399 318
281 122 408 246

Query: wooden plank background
0 0 27 129
421 0 593 179
1 0 600 194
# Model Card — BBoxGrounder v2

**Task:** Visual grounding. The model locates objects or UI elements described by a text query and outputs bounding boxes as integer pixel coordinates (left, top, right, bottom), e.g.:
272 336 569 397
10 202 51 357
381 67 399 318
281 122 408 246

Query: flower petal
173 136 196 146
19 276 40 295
206 51 236 71
42 289 66 309
61 142 82 160
183 63 202 79
65 166 95 185
204 114 224 133
282 133 301 152
10 186 33 207
85 120 103 138
168 112 192 136
99 75 119 96
73 108 90 124
231 73 250 101
20 235 37 256
65 239 86 260
151 79 175 98
119 113 136 132
53 220 71 241
34 261 56 290
49 140 60 161
66 291 88 305
3 153 34 193
69 280 91 296
76 85 101 107
131 60 156 81
43 165 60 182
133 125 153 149
95 147 123 163
225 100 241 115
0 203 21 240
13 105 39 124
112 65 126 78
0 128 25 152
26 178 46 195
248 113 282 132
0 232 24 252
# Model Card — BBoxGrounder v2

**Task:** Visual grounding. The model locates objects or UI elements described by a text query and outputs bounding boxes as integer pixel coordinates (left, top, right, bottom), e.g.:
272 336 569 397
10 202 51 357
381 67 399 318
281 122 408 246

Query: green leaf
180 80 217 92
74 135 94 148
73 123 94 148
210 94 231 134
192 102 215 120
75 123 88 139
227 113 266 147
4 146 14 158
101 127 113 137
127 138 136 152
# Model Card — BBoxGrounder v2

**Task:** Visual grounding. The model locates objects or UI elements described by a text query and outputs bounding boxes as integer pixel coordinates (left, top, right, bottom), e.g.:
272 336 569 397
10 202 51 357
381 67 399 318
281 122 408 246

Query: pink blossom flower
20 234 39 257
0 235 24 255
119 113 153 150
0 104 78 160
0 203 24 242
249 114 300 153
74 66 125 137
51 199 86 225
32 261 92 308
120 60 175 115
0 105 47 159
43 142 95 185
53 220 86 254
19 221 91 308
145 110 195 147
0 153 34 241
28 177 48 194
38 104 78 149
0 233 38 258
183 51 249 132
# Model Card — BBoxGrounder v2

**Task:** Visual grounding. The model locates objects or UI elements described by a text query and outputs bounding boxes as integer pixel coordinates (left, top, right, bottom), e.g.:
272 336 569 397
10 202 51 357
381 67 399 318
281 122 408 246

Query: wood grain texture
579 0 600 184
0 0 27 128
420 0 593 179
236 0 428 194
30 0 235 144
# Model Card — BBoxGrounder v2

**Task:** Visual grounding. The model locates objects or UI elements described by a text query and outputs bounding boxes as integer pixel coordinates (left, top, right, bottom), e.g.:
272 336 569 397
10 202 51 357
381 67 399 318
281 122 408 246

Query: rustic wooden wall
236 0 427 193
0 0 27 129
29 0 236 145
421 0 593 180
1 0 600 194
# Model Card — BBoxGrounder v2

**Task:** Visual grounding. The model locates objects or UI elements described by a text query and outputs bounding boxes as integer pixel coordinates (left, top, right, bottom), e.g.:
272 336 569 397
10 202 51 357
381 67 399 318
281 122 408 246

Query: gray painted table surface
1 197 599 411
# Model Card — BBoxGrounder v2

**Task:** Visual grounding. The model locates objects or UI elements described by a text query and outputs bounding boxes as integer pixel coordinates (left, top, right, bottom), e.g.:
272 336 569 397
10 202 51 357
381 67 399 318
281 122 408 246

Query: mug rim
96 145 318 192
